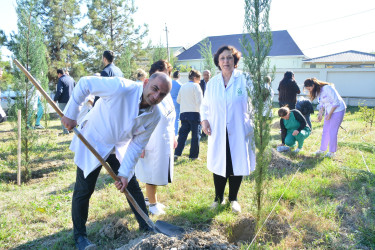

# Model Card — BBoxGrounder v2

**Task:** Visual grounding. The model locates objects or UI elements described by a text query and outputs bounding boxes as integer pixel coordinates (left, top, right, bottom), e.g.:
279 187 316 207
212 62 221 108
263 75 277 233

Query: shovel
14 59 185 237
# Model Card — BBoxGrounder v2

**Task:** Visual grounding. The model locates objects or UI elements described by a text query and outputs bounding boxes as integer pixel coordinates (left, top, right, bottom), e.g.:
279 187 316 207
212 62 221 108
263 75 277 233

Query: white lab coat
135 94 176 185
200 69 256 177
64 76 161 179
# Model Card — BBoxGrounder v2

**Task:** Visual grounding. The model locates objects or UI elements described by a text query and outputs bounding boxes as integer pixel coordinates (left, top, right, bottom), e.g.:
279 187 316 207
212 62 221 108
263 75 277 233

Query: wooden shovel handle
13 59 155 230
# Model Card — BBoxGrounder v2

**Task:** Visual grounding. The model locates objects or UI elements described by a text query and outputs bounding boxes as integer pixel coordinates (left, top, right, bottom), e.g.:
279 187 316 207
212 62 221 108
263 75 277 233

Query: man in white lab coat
61 72 172 250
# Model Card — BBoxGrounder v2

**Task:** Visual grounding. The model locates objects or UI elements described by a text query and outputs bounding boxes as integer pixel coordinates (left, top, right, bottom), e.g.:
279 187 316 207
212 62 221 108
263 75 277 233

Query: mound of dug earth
117 229 238 250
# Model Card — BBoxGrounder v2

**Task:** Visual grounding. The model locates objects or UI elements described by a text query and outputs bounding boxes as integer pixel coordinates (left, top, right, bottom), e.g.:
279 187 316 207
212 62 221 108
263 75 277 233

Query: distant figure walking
171 70 182 135
278 71 300 109
54 69 75 134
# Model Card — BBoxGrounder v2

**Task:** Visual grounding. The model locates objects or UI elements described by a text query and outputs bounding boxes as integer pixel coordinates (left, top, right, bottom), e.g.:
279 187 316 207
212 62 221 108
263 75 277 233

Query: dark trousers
174 112 200 159
72 154 149 240
213 129 243 202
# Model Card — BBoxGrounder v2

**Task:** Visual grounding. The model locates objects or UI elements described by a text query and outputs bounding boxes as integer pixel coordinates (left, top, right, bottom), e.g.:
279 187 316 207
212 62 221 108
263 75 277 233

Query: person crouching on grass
277 106 311 153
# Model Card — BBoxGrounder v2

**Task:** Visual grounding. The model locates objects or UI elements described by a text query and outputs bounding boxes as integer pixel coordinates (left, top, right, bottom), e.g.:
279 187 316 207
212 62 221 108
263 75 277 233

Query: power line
303 30 375 51
290 7 375 30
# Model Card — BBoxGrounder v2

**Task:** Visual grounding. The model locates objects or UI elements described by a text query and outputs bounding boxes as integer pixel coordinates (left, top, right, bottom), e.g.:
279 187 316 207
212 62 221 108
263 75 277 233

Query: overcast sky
1 0 375 59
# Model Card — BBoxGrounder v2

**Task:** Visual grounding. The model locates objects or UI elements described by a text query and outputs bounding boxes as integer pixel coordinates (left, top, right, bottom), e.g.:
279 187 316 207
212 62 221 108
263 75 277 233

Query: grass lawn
0 107 374 249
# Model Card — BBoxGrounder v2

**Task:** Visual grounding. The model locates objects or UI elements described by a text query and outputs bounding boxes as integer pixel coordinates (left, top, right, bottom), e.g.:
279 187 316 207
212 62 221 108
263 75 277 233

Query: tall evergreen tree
40 0 85 84
82 0 148 75
9 0 49 180
242 0 275 226
198 38 216 75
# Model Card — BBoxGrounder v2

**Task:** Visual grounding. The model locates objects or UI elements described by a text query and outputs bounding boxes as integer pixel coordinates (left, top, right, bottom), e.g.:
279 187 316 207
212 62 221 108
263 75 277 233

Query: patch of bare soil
269 148 295 172
117 229 238 250
271 120 280 129
112 215 290 249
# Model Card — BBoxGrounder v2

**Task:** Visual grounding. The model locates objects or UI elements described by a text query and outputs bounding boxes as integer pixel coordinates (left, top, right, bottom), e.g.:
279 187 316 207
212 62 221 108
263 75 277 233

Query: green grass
0 107 374 249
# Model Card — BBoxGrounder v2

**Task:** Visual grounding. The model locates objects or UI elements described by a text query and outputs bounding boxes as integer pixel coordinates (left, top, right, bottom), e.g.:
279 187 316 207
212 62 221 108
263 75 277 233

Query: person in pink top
304 78 346 158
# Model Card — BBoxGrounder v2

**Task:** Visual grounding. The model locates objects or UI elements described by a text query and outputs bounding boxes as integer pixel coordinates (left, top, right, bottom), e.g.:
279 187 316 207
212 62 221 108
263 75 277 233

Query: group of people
58 46 257 249
54 45 347 250
277 71 346 158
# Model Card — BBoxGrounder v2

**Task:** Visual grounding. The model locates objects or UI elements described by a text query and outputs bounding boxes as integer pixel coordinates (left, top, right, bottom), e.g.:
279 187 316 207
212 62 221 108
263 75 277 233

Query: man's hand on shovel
115 176 129 193
61 116 77 131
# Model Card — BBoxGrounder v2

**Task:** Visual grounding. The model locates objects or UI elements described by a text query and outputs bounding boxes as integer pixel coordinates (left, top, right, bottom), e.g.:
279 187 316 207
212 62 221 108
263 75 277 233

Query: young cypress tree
242 0 275 225
198 37 216 75
9 0 48 180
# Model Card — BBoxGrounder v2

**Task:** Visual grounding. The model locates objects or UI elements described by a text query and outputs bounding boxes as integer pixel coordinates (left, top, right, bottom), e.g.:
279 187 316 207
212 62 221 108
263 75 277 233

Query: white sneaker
294 148 301 153
277 146 290 152
325 152 335 158
145 198 150 206
149 203 166 215
210 199 226 209
157 202 166 209
231 201 241 213
314 150 325 155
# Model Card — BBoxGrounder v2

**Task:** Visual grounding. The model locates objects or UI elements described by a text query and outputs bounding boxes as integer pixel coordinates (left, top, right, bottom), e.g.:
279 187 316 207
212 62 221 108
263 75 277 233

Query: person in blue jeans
174 70 203 159
278 106 311 153
171 71 182 135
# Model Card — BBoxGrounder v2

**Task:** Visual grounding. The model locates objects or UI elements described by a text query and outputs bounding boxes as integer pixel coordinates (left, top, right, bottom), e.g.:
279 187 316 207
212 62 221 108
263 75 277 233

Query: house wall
177 56 305 72
272 68 375 106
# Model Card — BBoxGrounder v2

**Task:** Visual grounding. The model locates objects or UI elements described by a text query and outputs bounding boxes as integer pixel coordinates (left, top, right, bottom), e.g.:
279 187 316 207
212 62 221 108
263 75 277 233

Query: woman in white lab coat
135 60 176 215
201 45 256 213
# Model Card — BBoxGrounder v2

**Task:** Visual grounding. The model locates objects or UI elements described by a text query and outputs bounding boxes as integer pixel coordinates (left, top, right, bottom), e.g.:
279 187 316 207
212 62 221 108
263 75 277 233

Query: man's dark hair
149 60 172 76
172 70 180 79
103 50 115 63
57 69 64 75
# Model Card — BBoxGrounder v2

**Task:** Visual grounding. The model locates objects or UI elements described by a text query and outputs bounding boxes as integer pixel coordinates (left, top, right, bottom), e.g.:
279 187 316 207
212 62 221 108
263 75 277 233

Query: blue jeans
174 112 200 159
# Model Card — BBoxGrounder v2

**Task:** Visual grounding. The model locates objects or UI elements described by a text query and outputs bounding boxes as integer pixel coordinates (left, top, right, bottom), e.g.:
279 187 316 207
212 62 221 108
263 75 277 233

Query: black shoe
174 155 179 161
75 236 96 250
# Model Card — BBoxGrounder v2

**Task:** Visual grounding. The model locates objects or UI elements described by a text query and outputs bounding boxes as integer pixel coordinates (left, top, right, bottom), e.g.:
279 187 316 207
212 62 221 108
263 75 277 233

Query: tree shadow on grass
249 149 325 180
338 141 375 153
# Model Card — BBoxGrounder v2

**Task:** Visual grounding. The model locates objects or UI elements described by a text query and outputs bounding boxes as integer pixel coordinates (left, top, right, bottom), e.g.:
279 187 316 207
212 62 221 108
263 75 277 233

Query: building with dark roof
176 30 306 72
302 50 375 69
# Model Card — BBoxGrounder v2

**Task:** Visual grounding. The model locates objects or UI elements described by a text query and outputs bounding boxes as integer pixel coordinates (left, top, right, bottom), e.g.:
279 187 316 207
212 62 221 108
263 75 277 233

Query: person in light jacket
135 60 176 216
174 69 203 160
304 78 346 158
201 45 256 213
61 72 172 250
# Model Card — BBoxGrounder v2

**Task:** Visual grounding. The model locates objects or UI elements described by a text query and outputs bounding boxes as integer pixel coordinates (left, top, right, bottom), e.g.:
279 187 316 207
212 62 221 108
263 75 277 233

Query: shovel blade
154 220 185 237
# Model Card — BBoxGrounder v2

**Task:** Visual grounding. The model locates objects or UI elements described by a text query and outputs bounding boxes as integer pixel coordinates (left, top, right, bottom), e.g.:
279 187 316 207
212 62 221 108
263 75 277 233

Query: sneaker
174 155 179 161
145 197 150 206
210 199 226 209
325 152 335 158
157 202 166 209
314 150 325 155
34 124 45 129
149 203 166 215
277 146 290 152
294 148 302 153
75 236 96 250
231 201 241 213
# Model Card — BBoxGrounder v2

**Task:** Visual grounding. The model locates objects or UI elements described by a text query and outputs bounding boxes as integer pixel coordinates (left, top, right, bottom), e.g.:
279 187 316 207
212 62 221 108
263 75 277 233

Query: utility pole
164 23 170 62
